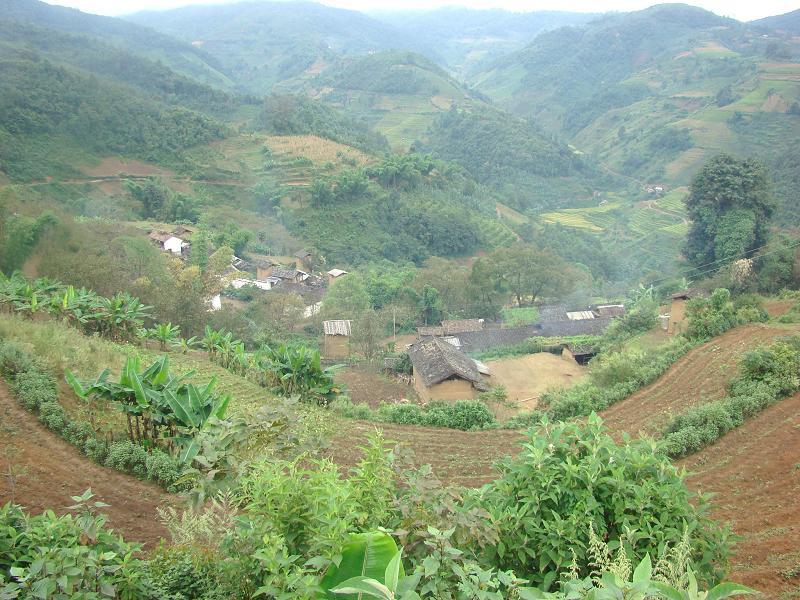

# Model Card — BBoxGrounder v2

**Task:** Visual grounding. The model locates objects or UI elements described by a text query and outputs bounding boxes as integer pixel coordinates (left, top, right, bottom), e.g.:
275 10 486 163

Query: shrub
424 400 495 430
105 440 149 479
662 336 800 458
146 450 185 490
378 400 496 430
685 288 737 340
477 415 730 587
0 340 42 378
83 436 110 464
12 369 56 410
38 400 68 432
63 420 94 446
330 396 374 420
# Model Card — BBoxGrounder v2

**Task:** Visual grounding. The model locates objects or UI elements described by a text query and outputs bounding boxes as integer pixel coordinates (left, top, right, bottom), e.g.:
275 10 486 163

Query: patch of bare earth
336 365 417 409
680 392 800 598
326 420 523 487
0 382 171 547
600 324 796 437
81 157 174 178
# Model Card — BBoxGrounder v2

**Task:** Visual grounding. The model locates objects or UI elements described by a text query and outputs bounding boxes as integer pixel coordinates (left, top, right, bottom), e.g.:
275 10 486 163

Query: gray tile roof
409 337 482 387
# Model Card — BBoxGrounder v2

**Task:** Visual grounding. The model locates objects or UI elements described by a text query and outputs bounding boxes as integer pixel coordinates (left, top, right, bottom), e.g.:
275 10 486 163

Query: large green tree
684 154 774 269
488 244 576 307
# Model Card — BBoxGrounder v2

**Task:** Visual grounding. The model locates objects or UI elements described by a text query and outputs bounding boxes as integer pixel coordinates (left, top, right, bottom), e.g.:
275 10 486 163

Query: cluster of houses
148 225 195 256
319 302 630 402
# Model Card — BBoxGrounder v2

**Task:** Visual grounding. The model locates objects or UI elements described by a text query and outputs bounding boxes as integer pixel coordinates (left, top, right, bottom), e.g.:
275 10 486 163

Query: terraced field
539 202 622 231
601 323 798 437
681 393 800 598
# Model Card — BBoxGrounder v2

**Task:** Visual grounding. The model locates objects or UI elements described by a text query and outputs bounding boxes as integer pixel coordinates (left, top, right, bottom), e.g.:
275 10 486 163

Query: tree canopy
684 154 774 269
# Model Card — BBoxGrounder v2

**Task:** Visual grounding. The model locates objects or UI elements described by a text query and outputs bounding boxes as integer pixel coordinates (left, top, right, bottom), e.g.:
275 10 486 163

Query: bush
378 400 495 430
83 436 110 464
38 400 68 432
477 415 730 587
146 450 185 490
12 369 57 410
0 340 42 377
105 440 149 479
63 420 94 446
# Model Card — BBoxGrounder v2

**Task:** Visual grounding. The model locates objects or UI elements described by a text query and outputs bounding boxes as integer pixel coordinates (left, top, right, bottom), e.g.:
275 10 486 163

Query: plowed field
601 324 797 437
681 392 800 598
0 382 171 547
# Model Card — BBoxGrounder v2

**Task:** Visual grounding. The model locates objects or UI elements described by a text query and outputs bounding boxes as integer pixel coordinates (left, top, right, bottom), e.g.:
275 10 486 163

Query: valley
1 0 800 598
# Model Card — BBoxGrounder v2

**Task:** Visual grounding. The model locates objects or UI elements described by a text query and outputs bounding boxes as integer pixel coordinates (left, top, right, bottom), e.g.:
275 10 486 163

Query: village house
272 267 309 284
327 268 348 284
294 249 313 272
668 288 705 335
441 318 484 335
409 337 490 403
252 259 276 281
148 231 188 255
323 319 352 359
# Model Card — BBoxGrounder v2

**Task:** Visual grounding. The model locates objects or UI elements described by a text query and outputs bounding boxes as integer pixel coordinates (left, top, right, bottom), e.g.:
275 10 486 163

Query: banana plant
172 336 200 354
148 322 181 351
163 380 231 463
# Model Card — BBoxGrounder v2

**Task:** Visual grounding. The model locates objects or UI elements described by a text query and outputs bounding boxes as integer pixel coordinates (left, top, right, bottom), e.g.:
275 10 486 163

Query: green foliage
0 59 226 181
662 336 800 457
0 212 58 273
257 343 340 406
477 415 730 587
684 289 741 340
684 155 774 269
257 94 388 153
322 532 406 598
0 491 146 598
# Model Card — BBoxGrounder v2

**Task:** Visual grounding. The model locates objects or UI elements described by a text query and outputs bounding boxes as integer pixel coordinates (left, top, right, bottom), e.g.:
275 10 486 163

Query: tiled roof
441 319 484 335
409 337 482 387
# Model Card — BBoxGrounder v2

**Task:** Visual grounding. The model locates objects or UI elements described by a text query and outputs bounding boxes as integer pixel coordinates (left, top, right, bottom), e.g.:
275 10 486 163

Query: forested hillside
3 0 231 88
126 1 417 94
473 4 800 221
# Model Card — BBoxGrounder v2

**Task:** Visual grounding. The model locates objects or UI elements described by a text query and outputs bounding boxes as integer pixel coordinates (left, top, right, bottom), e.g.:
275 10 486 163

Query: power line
642 237 800 288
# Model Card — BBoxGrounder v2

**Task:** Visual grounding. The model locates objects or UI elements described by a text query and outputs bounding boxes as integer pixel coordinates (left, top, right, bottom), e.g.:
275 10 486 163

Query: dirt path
0 382 171 547
327 420 524 488
679 392 800 597
600 324 796 437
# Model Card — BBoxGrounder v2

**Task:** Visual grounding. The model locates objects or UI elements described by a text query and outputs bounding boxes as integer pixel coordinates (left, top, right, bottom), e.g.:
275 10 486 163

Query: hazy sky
44 0 799 22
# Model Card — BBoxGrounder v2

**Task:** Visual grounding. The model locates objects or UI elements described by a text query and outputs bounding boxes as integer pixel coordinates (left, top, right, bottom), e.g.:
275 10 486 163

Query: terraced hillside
681 393 800 597
473 4 800 220
600 322 799 436
0 381 172 547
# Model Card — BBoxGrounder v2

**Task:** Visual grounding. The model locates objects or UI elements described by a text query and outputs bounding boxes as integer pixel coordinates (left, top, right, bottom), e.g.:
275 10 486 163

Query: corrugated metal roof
324 320 352 336
567 311 596 321
327 268 348 277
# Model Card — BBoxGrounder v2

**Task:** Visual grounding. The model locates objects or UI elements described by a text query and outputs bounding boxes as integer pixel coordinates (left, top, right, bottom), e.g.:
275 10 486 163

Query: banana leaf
320 532 403 599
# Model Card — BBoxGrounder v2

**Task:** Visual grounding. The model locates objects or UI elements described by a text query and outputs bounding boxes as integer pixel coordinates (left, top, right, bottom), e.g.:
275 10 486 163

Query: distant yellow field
540 202 621 232
266 135 371 166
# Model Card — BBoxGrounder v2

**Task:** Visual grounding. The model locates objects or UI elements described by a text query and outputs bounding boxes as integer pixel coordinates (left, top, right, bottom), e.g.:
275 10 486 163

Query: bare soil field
680 392 800 598
0 382 171 547
336 364 418 409
601 323 797 437
266 135 371 166
327 419 523 488
486 352 587 413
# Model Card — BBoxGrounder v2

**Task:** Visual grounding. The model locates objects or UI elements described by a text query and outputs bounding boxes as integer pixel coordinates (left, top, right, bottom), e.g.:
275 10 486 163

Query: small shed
408 337 489 403
327 268 349 284
595 304 626 318
148 231 186 255
273 268 309 284
669 288 705 335
295 249 313 271
251 259 276 281
566 310 595 321
562 343 598 366
323 319 352 359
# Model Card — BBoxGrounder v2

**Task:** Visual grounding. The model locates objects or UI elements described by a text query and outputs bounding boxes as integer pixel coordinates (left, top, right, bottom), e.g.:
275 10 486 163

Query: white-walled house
149 231 188 255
